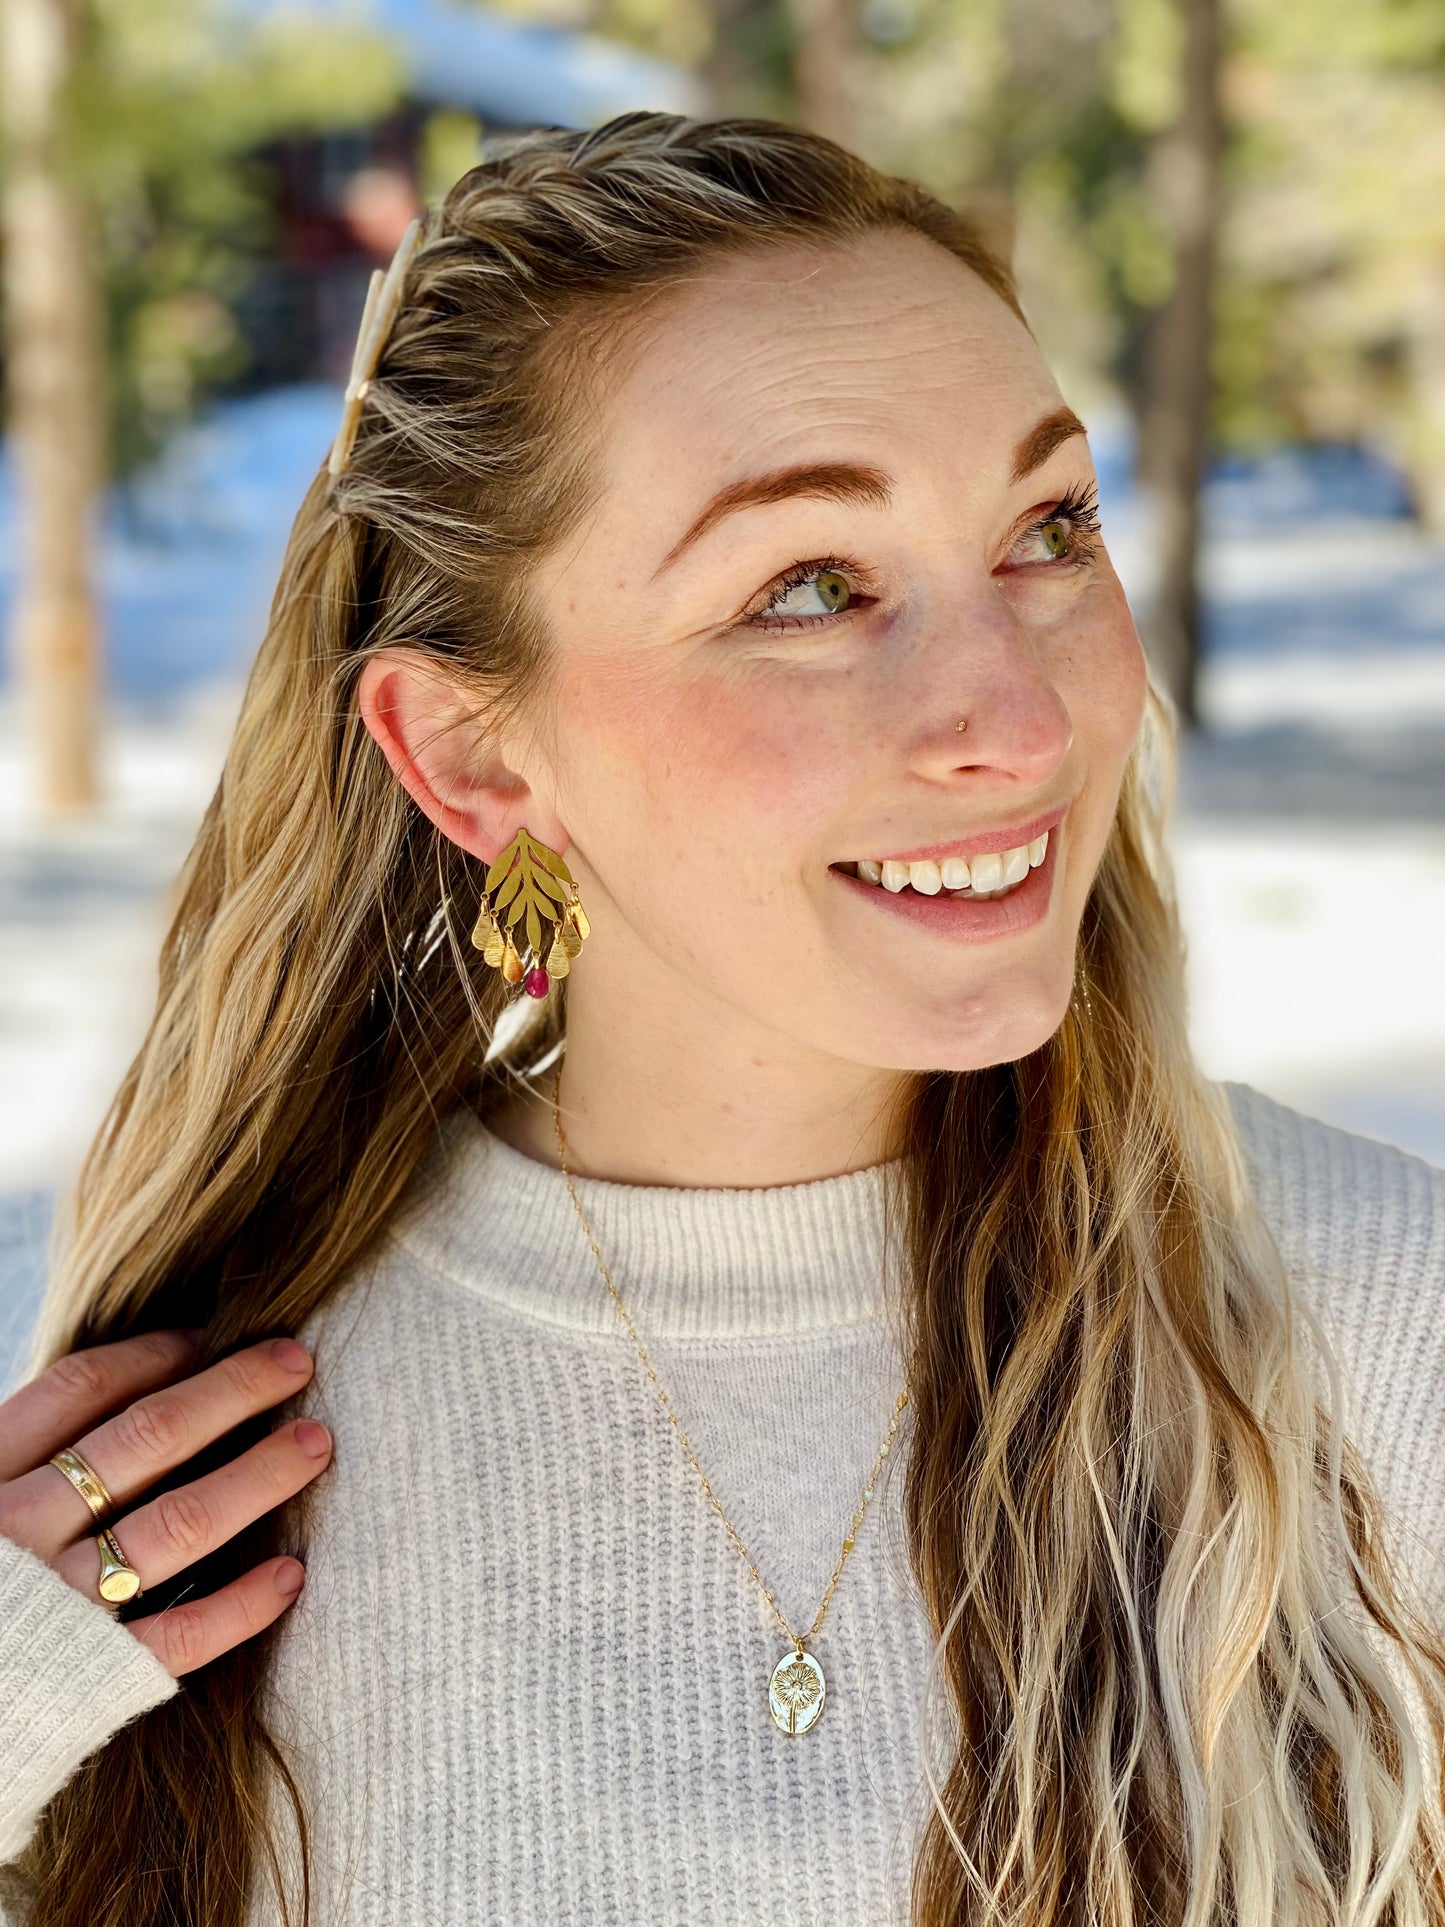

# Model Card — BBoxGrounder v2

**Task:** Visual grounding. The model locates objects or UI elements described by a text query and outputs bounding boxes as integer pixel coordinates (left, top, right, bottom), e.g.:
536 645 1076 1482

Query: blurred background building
1 0 1442 1385
229 0 707 384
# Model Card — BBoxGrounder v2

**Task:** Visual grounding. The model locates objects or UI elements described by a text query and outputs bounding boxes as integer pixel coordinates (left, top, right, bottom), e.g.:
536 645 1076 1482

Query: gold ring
49 1446 116 1526
95 1524 142 1607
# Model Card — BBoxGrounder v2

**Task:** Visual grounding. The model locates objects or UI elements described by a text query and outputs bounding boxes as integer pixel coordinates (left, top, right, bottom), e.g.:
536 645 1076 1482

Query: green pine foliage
26 0 407 483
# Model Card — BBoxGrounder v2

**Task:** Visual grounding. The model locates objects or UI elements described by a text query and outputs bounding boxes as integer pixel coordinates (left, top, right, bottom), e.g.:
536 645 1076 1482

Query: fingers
51 1416 332 1605
126 1555 311 1679
1 1336 316 1562
0 1328 203 1484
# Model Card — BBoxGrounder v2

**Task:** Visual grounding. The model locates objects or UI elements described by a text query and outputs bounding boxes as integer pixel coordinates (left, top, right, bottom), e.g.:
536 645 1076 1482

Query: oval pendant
768 1647 825 1736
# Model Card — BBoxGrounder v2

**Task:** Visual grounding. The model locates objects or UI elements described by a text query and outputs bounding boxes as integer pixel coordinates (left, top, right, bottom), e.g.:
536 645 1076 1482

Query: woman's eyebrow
1010 404 1088 484
651 404 1089 582
651 460 891 580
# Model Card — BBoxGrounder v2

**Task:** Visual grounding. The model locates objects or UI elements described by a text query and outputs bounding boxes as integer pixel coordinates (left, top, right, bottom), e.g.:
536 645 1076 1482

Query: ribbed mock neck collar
388 1104 908 1340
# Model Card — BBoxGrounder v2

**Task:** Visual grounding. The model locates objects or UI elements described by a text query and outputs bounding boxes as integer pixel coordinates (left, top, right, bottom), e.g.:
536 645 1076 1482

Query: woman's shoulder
1220 1080 1445 1618
1221 1079 1445 1300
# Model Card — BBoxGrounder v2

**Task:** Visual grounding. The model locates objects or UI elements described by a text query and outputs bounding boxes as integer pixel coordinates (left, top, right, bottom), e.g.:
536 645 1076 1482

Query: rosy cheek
1099 623 1149 743
1062 587 1148 756
577 656 821 859
670 670 851 818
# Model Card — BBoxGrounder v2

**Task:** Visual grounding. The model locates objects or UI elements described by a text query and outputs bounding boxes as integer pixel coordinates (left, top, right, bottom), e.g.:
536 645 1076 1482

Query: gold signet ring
95 1525 142 1606
49 1446 117 1525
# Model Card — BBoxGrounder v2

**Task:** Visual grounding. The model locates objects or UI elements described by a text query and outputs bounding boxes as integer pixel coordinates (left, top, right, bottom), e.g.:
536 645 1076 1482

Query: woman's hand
0 1329 331 1676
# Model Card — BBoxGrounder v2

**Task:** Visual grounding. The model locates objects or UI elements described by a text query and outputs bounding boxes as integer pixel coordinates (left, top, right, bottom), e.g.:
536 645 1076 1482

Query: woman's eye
744 556 869 634
1032 519 1072 560
769 565 853 619
1003 485 1102 572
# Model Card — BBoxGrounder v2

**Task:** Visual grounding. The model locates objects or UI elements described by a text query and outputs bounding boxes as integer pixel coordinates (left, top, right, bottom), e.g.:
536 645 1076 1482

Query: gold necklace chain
549 1060 910 1736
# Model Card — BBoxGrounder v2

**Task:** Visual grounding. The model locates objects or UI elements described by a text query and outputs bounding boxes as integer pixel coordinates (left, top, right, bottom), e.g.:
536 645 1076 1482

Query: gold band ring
49 1446 116 1526
95 1524 143 1607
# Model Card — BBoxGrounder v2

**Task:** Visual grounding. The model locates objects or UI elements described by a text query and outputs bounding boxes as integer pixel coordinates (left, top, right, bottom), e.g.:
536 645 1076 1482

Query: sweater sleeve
0 1528 180 1886
1224 1081 1445 1630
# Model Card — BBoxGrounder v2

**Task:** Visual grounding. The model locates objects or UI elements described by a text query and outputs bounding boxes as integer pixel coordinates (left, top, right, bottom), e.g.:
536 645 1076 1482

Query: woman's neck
483 1062 904 1188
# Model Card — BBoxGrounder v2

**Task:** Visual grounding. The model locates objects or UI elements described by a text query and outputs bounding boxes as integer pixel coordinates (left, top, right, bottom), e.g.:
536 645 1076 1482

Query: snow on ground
1 392 1443 1381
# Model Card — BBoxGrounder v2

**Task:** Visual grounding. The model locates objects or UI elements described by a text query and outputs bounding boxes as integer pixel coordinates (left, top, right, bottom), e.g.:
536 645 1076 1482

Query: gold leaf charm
484 826 572 899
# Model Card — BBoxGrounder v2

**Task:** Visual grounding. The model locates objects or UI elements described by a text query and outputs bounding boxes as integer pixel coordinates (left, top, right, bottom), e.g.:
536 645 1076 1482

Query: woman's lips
828 824 1060 943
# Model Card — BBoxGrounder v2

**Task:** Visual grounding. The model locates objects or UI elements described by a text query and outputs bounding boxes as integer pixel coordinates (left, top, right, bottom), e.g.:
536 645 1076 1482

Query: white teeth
847 828 1050 898
968 850 1004 893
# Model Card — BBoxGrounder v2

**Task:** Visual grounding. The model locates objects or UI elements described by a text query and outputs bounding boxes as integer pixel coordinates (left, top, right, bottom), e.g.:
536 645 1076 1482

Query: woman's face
518 226 1147 1074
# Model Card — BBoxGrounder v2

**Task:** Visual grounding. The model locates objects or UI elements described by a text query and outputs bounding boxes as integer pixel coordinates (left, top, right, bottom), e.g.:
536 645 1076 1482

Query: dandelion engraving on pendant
769 1648 826 1736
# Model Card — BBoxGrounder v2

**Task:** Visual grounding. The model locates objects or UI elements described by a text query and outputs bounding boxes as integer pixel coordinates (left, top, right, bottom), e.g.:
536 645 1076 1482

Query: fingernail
271 1338 311 1372
295 1420 330 1457
274 1560 305 1597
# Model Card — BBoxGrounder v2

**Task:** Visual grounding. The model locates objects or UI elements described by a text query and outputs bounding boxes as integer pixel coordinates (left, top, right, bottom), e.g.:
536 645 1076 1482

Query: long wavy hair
15 110 1445 1927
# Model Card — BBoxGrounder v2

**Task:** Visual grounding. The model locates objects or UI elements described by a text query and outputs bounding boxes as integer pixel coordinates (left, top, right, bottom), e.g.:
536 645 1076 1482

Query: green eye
1005 485 1102 574
1039 519 1070 558
746 553 872 634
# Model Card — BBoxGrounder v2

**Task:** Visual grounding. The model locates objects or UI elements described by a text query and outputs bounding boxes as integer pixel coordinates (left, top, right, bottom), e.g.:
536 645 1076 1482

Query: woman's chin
834 978 1076 1073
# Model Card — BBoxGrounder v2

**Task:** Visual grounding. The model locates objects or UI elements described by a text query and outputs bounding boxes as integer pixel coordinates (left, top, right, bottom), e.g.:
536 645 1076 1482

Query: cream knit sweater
1 1081 1442 1924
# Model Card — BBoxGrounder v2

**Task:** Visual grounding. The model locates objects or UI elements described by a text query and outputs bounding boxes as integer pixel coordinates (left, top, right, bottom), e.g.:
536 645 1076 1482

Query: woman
0 111 1442 1927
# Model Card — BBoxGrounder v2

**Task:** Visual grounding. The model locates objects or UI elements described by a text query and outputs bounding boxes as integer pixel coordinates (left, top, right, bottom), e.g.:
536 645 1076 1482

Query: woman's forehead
590 231 1055 484
624 231 1031 386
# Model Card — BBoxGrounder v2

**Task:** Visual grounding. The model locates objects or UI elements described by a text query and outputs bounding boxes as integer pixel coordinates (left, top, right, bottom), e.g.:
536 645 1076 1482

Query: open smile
827 813 1063 943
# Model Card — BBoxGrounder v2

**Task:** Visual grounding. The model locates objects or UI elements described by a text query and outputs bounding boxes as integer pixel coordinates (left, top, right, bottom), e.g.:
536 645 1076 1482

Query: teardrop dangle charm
544 924 571 978
500 932 525 983
470 901 499 952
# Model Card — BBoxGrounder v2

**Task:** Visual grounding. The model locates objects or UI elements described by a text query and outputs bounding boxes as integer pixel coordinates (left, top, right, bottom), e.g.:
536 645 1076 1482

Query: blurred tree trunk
1135 0 1224 731
976 0 1116 281
782 0 864 148
1405 262 1445 537
0 0 106 812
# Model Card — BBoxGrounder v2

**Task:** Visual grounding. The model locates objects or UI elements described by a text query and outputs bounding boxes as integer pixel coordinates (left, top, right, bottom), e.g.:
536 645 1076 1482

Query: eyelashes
744 553 873 636
1038 481 1102 551
741 484 1103 638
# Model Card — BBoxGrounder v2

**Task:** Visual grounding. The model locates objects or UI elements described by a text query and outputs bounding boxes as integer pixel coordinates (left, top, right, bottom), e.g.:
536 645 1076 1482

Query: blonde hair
17 110 1445 1927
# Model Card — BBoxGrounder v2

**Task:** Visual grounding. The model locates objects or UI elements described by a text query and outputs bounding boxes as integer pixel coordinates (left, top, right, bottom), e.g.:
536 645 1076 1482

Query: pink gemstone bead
522 967 550 998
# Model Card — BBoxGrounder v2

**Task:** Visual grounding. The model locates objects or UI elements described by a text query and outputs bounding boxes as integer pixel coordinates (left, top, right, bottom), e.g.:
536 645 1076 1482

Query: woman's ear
355 647 544 863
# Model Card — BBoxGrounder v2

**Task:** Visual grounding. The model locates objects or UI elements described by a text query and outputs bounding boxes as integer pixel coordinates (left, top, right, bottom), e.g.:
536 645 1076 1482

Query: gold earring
469 827 590 999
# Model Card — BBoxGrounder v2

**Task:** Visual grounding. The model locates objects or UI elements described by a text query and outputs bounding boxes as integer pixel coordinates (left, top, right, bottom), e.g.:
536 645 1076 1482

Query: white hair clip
327 212 427 479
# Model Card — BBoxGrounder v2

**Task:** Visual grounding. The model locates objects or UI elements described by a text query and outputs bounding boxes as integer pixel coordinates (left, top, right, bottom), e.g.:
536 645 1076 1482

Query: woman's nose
907 598 1074 791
